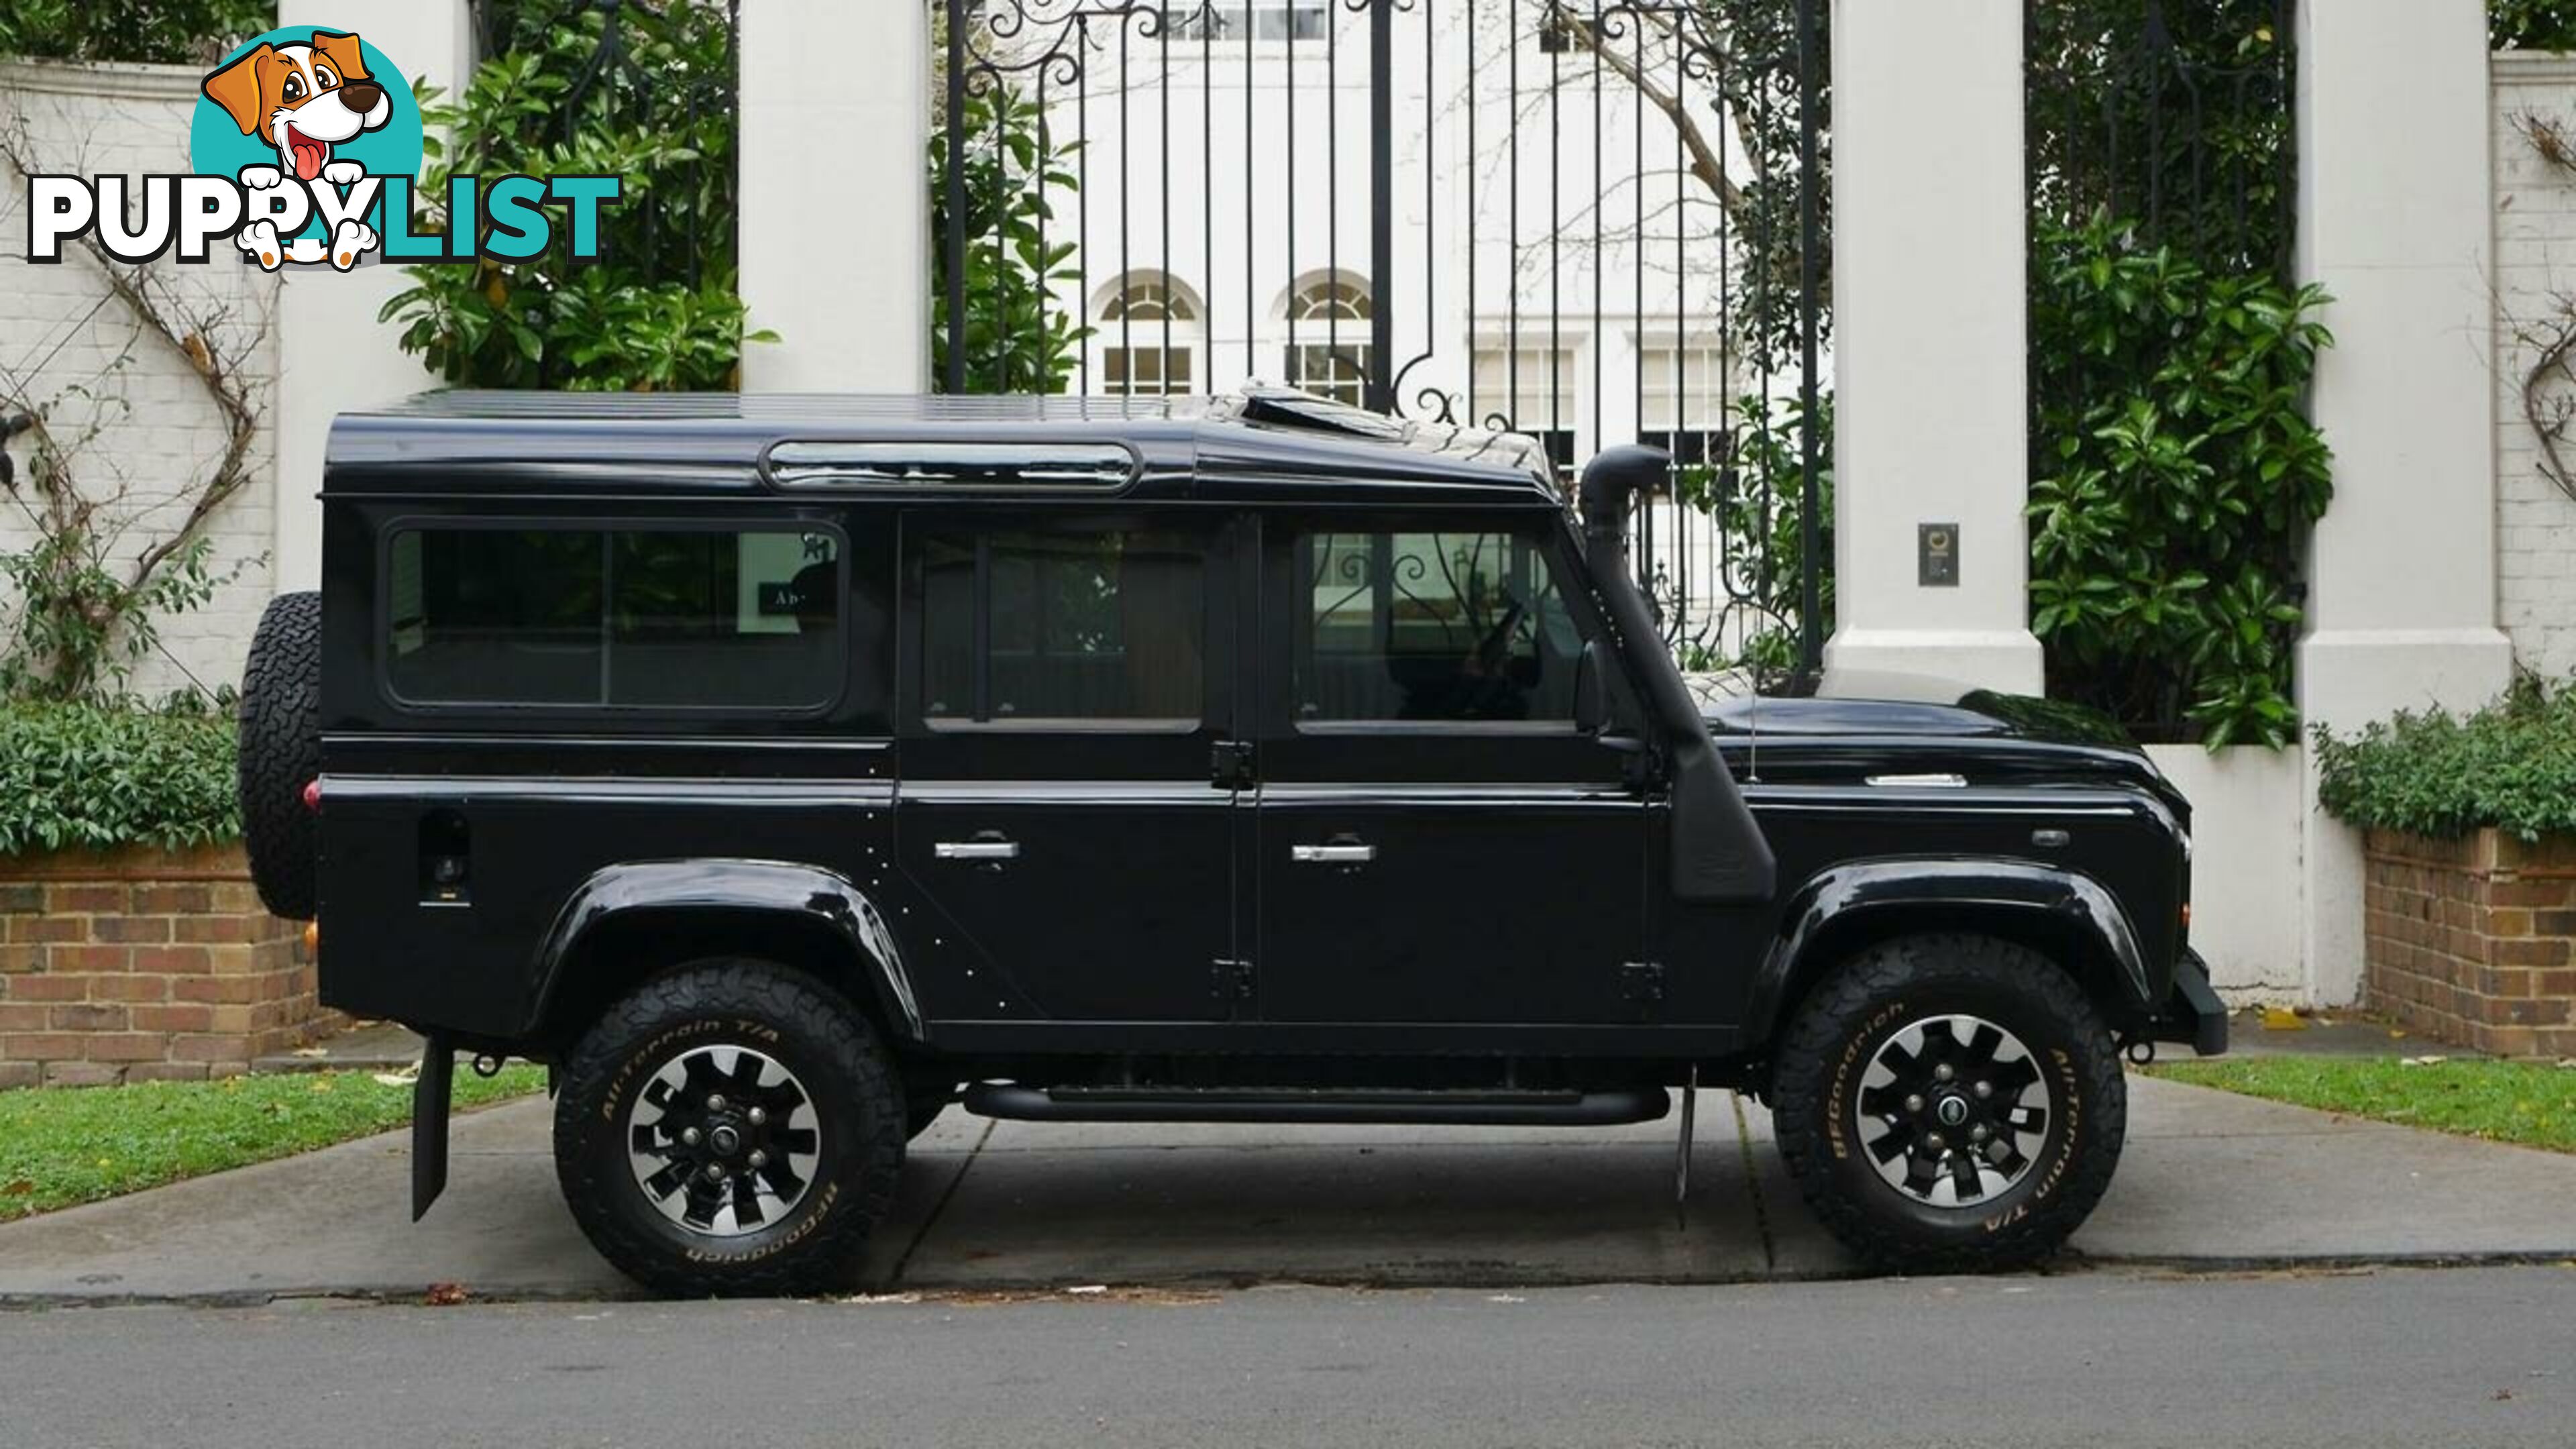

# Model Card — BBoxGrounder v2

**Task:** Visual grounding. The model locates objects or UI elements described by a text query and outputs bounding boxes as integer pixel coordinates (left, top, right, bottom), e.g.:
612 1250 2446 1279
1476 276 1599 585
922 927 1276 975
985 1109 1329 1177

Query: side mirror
1576 639 1611 737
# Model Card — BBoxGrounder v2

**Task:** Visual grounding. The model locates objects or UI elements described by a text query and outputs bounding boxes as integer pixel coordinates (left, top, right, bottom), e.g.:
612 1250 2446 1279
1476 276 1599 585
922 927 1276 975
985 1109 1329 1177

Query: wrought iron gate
938 0 1829 676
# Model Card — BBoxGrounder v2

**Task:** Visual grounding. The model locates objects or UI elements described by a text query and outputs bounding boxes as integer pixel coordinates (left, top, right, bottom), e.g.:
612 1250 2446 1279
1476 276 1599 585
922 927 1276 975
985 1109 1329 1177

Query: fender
526 859 925 1044
1746 856 2157 1042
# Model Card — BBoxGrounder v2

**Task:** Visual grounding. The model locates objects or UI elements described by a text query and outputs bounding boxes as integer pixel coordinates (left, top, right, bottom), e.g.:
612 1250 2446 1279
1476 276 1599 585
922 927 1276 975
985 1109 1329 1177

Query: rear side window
385 526 844 710
917 528 1205 727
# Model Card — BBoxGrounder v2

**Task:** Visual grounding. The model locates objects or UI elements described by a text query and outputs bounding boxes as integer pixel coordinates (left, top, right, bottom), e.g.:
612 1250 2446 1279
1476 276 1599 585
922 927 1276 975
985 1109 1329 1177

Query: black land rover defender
236 387 2223 1296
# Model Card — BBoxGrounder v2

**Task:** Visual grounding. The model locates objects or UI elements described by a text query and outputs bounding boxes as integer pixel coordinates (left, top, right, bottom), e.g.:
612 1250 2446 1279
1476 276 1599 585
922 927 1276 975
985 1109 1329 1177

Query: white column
739 0 928 392
1822 0 2041 694
2294 0 2515 1004
272 0 471 593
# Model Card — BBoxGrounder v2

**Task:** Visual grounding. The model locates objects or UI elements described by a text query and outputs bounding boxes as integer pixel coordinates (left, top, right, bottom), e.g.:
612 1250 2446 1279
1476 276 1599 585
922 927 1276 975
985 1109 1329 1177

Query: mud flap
411 1033 452 1221
2152 950 2230 1058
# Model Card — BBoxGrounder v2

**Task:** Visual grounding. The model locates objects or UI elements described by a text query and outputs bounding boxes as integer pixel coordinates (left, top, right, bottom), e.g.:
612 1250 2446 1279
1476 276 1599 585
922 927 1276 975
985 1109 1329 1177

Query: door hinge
1210 739 1257 790
1621 961 1668 1009
1212 958 1256 1007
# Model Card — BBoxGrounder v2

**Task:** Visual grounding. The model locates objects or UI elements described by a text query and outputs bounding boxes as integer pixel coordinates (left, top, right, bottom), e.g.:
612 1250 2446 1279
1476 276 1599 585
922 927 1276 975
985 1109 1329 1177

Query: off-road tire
553 962 904 1298
236 590 322 920
1770 933 2126 1273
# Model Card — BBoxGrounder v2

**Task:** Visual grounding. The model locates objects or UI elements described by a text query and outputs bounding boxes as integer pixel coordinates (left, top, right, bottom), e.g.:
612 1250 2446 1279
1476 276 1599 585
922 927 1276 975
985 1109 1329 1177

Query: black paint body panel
307 394 2204 1081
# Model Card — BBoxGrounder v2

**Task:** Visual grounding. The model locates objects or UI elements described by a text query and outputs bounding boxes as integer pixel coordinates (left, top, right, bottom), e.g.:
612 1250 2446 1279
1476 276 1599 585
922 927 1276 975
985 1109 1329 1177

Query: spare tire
237 590 322 920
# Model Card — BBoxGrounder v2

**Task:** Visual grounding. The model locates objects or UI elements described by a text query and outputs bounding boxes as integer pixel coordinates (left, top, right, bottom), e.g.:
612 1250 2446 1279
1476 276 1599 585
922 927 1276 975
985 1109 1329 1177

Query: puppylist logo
23 26 621 273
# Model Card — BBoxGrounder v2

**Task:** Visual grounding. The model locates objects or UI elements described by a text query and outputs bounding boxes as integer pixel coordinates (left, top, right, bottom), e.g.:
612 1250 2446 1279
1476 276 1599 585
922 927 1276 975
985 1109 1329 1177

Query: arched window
1093 272 1203 397
1281 274 1375 406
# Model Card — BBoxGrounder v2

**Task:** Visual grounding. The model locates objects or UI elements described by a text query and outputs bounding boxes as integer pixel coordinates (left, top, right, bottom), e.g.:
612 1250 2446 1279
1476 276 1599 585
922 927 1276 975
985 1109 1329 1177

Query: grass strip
2153 1057 2576 1155
0 1065 544 1221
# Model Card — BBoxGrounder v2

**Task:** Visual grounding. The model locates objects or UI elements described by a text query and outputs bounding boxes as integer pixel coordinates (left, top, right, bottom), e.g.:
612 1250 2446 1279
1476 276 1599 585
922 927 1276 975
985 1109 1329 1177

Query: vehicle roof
323 387 1564 507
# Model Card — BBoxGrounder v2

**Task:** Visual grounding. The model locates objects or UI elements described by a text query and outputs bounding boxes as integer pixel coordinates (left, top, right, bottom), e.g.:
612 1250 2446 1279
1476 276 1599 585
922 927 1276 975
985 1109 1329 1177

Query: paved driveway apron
3 1076 2575 1303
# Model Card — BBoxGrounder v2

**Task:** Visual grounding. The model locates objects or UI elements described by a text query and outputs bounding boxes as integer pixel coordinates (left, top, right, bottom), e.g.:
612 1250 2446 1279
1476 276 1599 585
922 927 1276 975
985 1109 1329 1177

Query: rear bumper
2150 949 2229 1057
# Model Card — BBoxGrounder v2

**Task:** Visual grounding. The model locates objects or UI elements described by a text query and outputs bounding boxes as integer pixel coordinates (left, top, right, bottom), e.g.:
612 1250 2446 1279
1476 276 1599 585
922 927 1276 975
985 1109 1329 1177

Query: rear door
894 510 1244 1023
1252 512 1650 1025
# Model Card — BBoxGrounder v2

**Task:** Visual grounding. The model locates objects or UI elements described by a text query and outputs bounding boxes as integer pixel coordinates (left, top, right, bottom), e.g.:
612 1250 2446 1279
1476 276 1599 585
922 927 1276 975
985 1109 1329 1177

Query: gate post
2293 0 2512 1004
739 0 928 392
1821 0 2043 694
272 0 473 593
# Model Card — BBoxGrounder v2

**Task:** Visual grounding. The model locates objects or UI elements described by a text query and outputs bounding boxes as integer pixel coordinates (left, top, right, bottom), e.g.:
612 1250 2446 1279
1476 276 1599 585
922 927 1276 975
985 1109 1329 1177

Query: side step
963 1083 1672 1127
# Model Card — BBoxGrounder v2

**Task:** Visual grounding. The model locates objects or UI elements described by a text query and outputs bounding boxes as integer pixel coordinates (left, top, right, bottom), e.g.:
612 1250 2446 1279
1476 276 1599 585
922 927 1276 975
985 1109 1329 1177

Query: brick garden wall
2362 829 2576 1059
0 845 339 1087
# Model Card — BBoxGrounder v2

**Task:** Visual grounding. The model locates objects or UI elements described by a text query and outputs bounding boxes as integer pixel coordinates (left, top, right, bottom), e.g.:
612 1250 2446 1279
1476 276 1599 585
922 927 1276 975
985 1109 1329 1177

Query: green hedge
0 1 272 66
2313 677 2576 843
0 704 240 856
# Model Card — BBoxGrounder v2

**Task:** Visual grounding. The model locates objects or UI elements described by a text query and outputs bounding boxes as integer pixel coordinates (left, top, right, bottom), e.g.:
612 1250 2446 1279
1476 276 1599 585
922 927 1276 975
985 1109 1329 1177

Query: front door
896 512 1242 1022
1254 515 1648 1024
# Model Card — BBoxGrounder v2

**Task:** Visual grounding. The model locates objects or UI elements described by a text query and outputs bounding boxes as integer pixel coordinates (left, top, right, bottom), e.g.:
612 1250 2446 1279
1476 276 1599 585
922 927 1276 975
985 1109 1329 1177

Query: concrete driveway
3 1075 2575 1303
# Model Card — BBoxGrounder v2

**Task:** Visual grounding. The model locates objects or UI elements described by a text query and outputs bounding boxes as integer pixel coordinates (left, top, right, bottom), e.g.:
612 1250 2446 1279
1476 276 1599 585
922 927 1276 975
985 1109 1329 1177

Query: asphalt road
3 1266 2571 1447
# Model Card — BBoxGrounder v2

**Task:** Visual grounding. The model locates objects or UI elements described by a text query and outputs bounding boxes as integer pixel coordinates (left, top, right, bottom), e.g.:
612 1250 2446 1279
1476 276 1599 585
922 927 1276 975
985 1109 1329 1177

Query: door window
1293 529 1583 725
919 528 1206 727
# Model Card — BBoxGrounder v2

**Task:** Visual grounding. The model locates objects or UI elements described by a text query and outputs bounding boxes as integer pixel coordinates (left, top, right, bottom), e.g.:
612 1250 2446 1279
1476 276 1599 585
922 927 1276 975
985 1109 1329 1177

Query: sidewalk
3 1073 2574 1304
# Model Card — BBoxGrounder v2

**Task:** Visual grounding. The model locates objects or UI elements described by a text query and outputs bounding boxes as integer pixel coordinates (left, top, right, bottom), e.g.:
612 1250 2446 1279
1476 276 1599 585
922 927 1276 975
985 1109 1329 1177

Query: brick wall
0 61 278 700
2361 829 2576 1059
2496 54 2576 680
0 844 339 1087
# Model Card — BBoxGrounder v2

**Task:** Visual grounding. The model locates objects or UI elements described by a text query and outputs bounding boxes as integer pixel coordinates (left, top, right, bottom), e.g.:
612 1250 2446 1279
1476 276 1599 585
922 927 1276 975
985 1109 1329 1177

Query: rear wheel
553 961 904 1297
1770 934 2126 1272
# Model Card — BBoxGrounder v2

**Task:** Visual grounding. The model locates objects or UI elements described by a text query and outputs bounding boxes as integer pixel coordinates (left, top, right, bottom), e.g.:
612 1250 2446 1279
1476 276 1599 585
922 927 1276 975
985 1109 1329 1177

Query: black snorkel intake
1578 445 1777 906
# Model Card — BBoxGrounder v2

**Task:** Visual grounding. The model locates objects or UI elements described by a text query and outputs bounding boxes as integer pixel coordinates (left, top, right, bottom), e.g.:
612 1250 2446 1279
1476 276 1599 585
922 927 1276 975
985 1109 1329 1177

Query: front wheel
1770 934 2127 1273
553 961 905 1297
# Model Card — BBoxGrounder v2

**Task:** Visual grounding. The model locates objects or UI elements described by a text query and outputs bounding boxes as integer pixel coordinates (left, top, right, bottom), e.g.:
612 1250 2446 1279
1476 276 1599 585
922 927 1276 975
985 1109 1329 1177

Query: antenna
1748 685 1760 784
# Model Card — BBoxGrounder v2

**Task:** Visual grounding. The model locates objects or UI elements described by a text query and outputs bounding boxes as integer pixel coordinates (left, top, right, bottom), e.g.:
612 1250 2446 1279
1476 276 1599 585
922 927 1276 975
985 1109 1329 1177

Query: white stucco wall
0 62 278 700
2494 51 2576 680
2146 745 2306 1004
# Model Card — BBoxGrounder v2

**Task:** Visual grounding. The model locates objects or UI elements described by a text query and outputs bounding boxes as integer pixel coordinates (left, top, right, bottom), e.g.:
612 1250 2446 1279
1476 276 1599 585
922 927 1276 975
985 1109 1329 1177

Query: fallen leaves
425 1282 470 1306
2259 1007 2308 1032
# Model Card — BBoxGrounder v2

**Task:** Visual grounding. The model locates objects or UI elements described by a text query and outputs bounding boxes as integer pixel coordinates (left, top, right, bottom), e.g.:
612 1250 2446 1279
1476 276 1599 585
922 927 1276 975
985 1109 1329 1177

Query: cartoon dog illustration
201 30 388 272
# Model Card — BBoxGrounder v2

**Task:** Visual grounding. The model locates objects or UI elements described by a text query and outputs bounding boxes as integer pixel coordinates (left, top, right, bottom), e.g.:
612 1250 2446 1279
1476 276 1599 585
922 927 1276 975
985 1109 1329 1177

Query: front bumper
2149 949 2229 1057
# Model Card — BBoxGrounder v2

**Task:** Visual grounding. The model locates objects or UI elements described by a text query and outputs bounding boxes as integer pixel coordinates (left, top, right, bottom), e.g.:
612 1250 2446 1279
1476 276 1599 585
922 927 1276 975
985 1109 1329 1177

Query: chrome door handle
935 840 1020 861
1291 844 1376 865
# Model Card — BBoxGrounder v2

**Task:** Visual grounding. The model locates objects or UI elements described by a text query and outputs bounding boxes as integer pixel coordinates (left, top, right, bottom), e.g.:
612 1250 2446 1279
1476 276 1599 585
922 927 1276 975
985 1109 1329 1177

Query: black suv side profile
235 388 2223 1296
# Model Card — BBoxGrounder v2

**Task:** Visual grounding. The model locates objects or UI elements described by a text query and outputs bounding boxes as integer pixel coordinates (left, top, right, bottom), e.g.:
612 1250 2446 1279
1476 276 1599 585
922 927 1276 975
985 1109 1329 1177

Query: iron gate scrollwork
940 0 1828 678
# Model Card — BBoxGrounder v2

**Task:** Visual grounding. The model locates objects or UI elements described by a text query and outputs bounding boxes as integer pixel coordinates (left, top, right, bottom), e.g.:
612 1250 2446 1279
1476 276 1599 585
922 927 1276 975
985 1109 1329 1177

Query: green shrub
383 0 765 391
2496 0 2576 50
0 703 239 856
930 81 1088 394
2313 676 2576 843
2027 210 2334 749
0 1 270 66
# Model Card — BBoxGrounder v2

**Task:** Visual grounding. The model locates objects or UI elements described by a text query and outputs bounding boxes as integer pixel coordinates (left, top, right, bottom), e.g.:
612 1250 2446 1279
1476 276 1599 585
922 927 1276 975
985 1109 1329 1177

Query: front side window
920 528 1205 726
1295 529 1583 725
386 526 843 710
